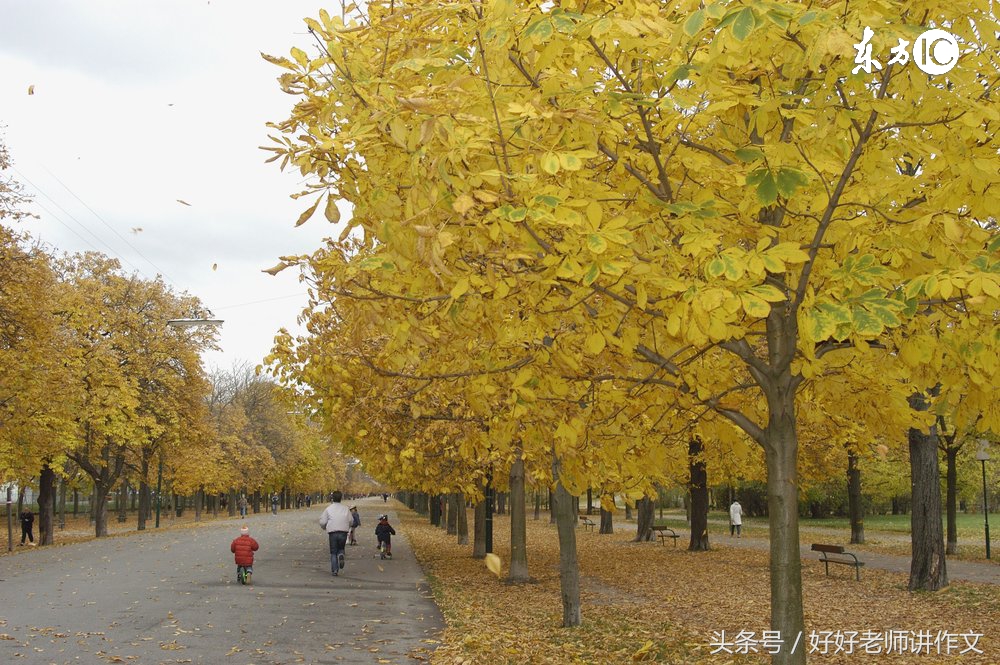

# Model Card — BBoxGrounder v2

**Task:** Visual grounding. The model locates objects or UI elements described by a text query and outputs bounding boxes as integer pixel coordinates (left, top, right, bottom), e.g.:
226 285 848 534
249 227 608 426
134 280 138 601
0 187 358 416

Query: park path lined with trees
4 2 1000 664
0 499 443 664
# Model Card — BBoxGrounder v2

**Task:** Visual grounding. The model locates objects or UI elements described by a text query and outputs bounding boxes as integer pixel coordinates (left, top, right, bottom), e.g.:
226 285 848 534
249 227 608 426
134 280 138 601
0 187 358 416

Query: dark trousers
328 531 348 574
21 524 33 544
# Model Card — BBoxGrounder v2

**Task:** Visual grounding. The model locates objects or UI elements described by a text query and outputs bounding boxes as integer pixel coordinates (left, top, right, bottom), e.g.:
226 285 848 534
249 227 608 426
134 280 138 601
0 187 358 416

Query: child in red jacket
230 525 259 584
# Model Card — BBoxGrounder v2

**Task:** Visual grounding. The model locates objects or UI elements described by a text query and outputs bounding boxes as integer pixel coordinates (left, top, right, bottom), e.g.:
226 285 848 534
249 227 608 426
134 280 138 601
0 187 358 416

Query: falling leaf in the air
28 85 35 95
130 227 143 234
176 199 191 206
484 553 502 577
212 263 218 271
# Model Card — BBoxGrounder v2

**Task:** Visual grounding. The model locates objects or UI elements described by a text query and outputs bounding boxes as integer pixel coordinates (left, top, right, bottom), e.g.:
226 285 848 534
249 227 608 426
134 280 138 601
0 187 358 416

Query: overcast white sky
0 0 344 370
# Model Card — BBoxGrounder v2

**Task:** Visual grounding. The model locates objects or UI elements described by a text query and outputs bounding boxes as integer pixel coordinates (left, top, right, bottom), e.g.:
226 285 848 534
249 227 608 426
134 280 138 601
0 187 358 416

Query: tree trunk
447 493 458 535
58 476 67 530
194 488 203 522
456 493 469 546
908 392 948 591
430 493 441 526
552 468 581 627
117 482 128 523
763 413 806 665
625 501 632 521
534 491 540 520
508 452 529 582
137 455 150 532
945 444 958 556
473 496 486 558
496 491 506 515
634 496 654 541
586 487 593 515
847 451 865 545
37 463 56 546
599 507 613 534
93 485 111 537
688 437 710 551
549 489 556 524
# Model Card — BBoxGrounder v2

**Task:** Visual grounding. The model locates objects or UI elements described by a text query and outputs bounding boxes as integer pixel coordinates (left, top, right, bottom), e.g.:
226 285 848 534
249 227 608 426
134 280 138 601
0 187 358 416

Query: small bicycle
378 542 390 560
237 566 252 585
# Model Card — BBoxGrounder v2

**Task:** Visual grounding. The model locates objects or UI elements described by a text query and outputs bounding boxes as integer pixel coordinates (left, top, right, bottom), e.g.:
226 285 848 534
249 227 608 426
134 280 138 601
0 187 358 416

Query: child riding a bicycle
375 514 396 558
230 525 259 584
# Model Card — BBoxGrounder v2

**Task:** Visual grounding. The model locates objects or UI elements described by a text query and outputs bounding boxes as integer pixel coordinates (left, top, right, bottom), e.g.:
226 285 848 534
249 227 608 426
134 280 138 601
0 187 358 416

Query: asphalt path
0 498 444 664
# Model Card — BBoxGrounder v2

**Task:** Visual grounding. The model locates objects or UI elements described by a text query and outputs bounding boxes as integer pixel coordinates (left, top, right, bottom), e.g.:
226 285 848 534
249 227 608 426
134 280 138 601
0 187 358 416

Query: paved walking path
0 498 444 664
616 520 999 584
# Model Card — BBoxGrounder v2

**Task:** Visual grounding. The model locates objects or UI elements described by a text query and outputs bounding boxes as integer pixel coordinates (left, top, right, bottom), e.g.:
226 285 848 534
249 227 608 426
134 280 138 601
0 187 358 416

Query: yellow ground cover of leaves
402 511 999 664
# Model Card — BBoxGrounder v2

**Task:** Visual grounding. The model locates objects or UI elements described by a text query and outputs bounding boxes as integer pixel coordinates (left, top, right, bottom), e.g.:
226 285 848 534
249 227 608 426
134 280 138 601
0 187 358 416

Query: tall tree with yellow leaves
267 3 999 660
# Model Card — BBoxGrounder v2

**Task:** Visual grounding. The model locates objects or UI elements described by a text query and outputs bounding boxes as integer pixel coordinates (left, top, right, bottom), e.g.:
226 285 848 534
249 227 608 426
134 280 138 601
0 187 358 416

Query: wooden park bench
811 543 864 581
578 515 597 531
647 525 680 547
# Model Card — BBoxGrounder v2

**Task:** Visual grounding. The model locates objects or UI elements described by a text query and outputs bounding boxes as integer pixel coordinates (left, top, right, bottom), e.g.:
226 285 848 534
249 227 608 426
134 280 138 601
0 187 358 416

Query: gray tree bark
847 450 865 545
634 496 654 541
688 438 710 551
473 496 486 558
553 474 581 627
456 493 469 545
599 507 613 534
909 391 948 591
507 453 529 582
37 463 56 546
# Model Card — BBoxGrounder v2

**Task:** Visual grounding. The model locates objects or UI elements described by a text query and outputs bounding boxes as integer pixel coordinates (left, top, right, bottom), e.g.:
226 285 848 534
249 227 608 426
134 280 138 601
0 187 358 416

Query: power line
15 168 150 277
40 165 181 286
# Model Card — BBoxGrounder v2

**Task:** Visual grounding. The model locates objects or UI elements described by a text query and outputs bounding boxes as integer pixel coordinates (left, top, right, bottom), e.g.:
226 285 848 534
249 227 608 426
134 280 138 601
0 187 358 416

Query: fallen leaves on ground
402 511 999 664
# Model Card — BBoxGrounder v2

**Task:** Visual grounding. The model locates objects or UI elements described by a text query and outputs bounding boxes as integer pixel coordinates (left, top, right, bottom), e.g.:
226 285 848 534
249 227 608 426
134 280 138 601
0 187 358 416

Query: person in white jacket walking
319 491 353 576
729 500 743 537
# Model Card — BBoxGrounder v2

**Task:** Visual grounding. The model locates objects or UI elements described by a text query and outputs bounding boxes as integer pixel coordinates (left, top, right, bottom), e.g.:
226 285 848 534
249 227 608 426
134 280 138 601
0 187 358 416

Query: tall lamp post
155 317 223 528
976 439 991 560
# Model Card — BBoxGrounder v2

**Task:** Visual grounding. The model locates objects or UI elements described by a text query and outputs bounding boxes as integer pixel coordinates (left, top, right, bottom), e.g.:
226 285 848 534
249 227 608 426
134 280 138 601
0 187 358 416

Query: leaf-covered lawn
403 511 999 664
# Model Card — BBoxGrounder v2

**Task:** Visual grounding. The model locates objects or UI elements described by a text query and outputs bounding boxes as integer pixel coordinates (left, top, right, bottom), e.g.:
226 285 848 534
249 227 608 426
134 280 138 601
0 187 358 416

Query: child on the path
230 525 259 584
348 506 361 545
375 514 396 557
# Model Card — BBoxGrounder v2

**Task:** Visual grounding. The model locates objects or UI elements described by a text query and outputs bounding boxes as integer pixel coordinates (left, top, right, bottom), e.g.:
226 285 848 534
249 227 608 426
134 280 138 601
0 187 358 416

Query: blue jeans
328 531 348 574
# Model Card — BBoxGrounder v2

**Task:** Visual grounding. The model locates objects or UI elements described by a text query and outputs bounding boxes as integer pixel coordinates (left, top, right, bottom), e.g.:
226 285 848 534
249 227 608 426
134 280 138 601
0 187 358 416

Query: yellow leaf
484 553 502 576
450 278 470 299
295 196 322 227
540 153 560 175
262 262 289 276
584 332 606 355
473 189 498 203
585 201 602 229
452 194 475 215
632 640 654 661
324 195 341 223
27 84 35 95
766 242 810 265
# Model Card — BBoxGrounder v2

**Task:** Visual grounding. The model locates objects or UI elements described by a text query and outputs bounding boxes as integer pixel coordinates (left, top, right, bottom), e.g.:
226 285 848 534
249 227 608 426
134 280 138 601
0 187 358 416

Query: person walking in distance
729 499 743 538
319 490 352 576
19 507 35 546
348 506 361 545
270 493 279 515
237 494 248 518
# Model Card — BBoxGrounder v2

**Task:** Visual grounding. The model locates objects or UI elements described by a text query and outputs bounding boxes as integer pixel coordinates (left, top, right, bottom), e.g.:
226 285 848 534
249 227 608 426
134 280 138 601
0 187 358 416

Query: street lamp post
157 317 223 528
976 439 991 560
